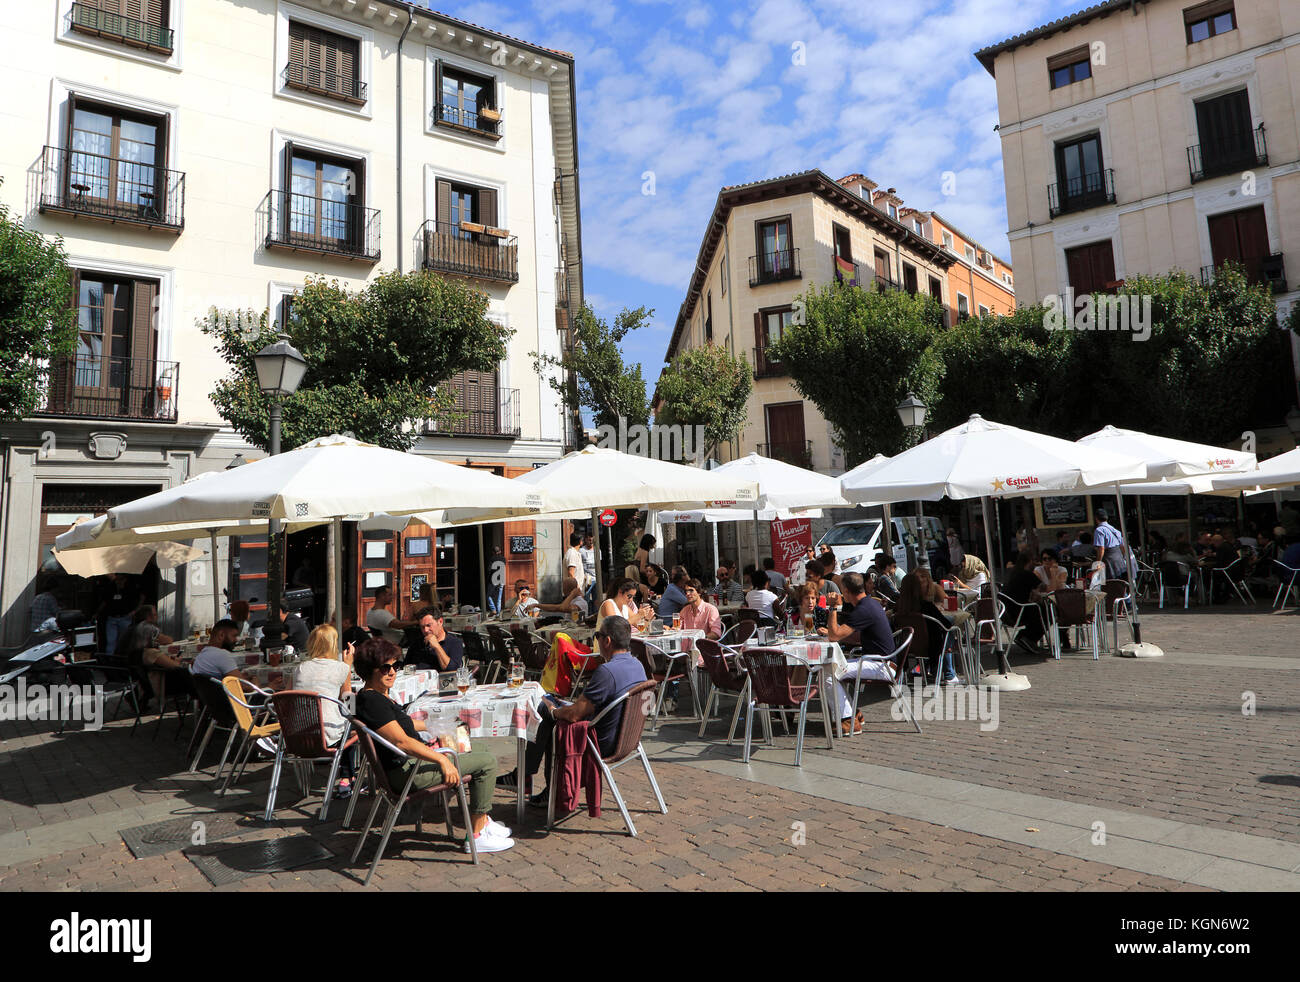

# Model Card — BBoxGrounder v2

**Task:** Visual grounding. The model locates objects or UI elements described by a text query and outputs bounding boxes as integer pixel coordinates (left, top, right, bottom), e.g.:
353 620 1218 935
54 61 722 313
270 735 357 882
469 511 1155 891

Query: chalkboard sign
510 535 535 555
410 573 428 603
1041 495 1088 526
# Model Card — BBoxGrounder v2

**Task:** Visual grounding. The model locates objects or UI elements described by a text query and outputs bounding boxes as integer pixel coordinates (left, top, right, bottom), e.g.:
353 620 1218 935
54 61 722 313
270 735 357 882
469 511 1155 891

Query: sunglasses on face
380 662 401 673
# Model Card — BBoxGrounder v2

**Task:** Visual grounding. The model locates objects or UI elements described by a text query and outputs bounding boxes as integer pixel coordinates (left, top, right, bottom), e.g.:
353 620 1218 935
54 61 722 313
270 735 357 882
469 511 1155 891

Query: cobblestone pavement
0 604 1293 891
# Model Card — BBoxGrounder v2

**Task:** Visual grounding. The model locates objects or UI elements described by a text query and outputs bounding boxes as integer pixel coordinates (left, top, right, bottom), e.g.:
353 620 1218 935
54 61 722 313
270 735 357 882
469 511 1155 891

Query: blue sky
434 0 1088 388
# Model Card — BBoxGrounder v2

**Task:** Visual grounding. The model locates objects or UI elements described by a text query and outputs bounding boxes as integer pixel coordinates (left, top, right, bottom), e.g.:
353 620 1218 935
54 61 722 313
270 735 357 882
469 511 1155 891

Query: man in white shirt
580 535 596 602
564 532 588 595
366 585 414 645
745 569 779 619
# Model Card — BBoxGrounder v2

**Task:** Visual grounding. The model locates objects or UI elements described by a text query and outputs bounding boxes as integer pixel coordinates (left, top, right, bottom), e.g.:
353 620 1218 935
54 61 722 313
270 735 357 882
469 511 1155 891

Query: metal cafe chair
630 636 698 727
264 690 357 823
738 647 834 767
1045 588 1099 661
846 628 920 735
1099 579 1135 653
1273 560 1300 611
1212 557 1256 606
1157 561 1192 610
695 638 750 743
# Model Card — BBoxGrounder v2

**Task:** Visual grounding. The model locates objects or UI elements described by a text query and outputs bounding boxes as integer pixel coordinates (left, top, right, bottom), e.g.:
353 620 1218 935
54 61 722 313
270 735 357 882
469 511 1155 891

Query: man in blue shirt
825 573 897 733
1281 539 1300 570
657 566 690 620
1093 509 1127 579
497 615 647 804
403 605 464 671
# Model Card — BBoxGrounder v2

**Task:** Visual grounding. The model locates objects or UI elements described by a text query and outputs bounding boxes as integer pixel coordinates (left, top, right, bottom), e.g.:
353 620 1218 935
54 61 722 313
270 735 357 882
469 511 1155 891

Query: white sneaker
465 829 514 854
485 818 512 838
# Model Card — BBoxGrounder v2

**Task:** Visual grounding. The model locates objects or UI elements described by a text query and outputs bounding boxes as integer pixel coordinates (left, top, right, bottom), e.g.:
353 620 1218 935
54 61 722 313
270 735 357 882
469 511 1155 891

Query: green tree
768 282 945 464
202 271 512 451
0 189 78 421
532 303 651 433
654 344 752 457
929 304 1078 435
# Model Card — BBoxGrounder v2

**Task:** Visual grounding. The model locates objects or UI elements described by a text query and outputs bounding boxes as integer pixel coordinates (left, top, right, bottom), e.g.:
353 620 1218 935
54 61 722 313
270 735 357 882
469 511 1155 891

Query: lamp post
254 333 307 645
896 392 930 570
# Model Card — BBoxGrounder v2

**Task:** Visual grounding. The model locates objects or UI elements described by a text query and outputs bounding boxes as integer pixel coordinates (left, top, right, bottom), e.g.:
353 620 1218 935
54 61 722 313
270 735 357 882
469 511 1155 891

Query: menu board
509 536 535 555
1041 495 1088 526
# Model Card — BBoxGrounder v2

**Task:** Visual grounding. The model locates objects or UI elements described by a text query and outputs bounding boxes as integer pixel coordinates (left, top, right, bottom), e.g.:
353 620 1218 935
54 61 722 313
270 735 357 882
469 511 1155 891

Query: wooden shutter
87 0 125 13
1235 206 1269 262
288 21 307 83
1207 212 1239 267
144 1 168 27
337 35 359 99
51 270 81 411
436 179 452 224
130 279 158 396
477 188 497 228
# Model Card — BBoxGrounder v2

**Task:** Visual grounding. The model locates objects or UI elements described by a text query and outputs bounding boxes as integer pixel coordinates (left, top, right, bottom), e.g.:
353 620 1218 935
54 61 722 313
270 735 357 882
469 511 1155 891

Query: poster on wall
769 518 812 580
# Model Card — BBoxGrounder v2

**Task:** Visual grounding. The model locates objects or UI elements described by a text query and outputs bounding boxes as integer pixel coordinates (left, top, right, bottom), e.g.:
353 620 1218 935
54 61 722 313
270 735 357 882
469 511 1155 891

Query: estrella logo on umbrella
1206 458 1235 469
992 476 1040 491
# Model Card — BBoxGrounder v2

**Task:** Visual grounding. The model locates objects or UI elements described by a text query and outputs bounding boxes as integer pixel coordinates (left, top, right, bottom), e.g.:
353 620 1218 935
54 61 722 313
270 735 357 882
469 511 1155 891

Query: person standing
1093 508 1127 579
488 545 506 613
580 534 596 604
564 531 588 597
946 529 965 570
97 573 141 656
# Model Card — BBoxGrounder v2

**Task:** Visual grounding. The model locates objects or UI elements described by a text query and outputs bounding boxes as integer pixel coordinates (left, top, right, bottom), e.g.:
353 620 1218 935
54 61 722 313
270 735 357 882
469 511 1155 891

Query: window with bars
69 0 173 53
434 62 501 137
285 21 365 105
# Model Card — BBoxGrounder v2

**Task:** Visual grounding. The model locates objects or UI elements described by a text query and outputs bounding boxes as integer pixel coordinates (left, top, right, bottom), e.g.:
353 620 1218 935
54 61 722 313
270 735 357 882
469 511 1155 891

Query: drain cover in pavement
120 813 247 859
185 835 334 886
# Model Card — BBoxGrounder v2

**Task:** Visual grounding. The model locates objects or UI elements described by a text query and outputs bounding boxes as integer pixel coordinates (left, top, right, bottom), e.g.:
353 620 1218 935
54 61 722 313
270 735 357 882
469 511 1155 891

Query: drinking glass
671 613 682 631
509 661 525 689
455 665 472 696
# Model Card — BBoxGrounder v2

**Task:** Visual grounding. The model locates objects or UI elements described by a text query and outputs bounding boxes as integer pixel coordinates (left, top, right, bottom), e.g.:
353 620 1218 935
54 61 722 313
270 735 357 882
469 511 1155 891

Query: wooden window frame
65 95 168 216
1047 45 1092 89
284 144 364 247
755 216 794 278
70 0 173 55
286 20 365 107
1184 0 1236 43
434 61 501 141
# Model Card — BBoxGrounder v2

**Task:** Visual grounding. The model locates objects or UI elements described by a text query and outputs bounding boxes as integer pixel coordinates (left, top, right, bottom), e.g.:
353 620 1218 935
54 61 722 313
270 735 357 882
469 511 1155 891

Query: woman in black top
1003 549 1050 651
895 570 956 680
352 638 512 853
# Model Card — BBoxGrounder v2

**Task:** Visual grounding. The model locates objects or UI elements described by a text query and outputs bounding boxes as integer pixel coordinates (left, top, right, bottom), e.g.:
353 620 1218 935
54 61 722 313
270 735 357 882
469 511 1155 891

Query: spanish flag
835 255 858 286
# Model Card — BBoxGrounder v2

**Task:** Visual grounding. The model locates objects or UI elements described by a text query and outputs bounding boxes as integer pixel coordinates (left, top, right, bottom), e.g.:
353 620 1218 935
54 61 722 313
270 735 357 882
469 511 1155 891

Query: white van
815 515 948 575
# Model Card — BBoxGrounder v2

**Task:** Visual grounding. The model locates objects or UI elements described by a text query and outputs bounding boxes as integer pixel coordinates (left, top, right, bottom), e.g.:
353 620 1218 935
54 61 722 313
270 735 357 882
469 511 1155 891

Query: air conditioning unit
978 250 993 268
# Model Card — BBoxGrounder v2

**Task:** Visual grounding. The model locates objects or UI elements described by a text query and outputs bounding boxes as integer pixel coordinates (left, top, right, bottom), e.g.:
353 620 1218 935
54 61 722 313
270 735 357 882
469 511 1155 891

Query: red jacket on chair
556 719 602 817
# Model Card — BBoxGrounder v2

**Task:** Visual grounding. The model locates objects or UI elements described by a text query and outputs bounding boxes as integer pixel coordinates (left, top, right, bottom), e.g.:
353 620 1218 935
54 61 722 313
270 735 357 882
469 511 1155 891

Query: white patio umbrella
838 453 899 561
1210 447 1300 493
840 415 1149 690
1077 427 1258 657
57 435 547 636
438 446 760 601
53 540 206 577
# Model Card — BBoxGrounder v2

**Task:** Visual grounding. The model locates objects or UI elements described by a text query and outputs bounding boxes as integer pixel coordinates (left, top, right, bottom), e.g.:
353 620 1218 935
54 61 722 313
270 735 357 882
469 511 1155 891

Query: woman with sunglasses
597 577 654 632
352 638 513 853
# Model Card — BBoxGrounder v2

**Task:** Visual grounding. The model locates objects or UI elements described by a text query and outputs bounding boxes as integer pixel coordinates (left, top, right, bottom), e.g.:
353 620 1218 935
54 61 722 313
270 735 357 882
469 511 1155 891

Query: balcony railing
757 440 813 469
749 249 801 287
432 101 503 140
1188 125 1267 182
421 221 518 283
752 346 786 379
866 272 902 293
1048 168 1116 218
262 190 380 262
37 355 179 423
37 145 184 232
68 1 173 53
282 63 367 106
425 386 521 439
1200 255 1287 294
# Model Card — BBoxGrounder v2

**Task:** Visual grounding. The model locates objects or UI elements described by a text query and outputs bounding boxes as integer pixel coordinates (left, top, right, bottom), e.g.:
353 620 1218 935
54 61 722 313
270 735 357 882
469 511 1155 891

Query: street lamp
254 333 306 644
896 392 931 569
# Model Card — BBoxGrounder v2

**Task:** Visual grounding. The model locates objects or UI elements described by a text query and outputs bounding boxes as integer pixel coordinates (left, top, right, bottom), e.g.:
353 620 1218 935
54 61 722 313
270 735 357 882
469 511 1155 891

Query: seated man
366 585 414 645
403 604 463 671
657 566 691 620
503 581 540 619
536 577 589 620
825 572 897 733
190 619 249 681
30 576 63 633
745 569 779 619
710 566 745 605
279 606 310 651
496 615 647 804
679 579 722 640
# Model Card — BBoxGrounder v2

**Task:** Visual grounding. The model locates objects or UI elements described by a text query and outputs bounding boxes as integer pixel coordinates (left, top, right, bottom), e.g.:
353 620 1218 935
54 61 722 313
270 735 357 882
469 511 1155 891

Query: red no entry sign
598 509 617 527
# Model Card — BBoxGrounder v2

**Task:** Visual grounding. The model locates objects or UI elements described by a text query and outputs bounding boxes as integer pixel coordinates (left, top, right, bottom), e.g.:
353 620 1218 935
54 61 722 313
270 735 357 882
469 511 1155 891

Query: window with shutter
285 21 365 105
434 63 502 139
426 179 516 282
71 0 172 52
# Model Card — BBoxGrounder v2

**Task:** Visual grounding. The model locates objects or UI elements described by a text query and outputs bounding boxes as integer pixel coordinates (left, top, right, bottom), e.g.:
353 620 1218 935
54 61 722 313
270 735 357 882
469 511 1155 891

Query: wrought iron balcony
757 440 813 469
752 346 786 379
38 145 184 232
1047 168 1116 218
1200 255 1287 294
749 248 801 287
424 386 521 439
867 272 902 293
833 259 861 287
262 190 380 262
68 1 173 53
432 101 503 140
282 62 367 106
1187 125 1267 183
421 221 518 284
37 355 179 422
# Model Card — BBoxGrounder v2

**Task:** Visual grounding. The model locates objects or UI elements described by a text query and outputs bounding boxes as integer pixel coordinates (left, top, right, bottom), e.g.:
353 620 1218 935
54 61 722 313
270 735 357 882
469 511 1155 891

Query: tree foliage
532 303 651 432
0 188 78 421
768 282 945 464
654 344 752 454
202 271 511 451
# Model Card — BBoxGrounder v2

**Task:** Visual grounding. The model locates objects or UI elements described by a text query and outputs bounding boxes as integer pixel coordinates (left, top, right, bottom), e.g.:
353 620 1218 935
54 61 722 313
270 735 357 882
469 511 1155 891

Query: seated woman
1034 551 1068 593
229 600 252 642
353 638 513 854
1002 548 1063 653
679 580 722 640
597 578 654 632
642 563 668 606
795 584 829 635
296 624 358 798
121 605 183 706
1165 534 1196 564
895 571 958 683
952 554 990 594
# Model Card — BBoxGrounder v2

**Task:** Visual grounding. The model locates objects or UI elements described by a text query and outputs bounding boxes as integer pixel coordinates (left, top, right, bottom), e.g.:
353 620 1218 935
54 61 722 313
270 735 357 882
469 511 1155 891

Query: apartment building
0 0 583 642
975 0 1300 426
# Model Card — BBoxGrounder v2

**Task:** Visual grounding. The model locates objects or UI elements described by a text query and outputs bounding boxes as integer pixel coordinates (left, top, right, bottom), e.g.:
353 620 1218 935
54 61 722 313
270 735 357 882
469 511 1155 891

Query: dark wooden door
765 403 806 465
1208 206 1269 283
1065 240 1116 294
1196 89 1253 172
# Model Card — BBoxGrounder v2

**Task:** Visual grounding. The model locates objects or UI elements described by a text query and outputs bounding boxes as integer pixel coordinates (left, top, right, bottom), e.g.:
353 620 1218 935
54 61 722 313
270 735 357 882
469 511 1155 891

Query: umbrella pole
1114 484 1143 646
752 517 760 574
332 517 343 642
210 531 220 624
477 524 487 613
712 520 719 576
978 496 1029 690
881 504 893 558
592 509 604 603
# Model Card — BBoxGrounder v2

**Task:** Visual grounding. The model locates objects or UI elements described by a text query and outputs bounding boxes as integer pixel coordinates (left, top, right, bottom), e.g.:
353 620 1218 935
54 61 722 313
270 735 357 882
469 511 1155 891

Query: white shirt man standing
564 531 588 595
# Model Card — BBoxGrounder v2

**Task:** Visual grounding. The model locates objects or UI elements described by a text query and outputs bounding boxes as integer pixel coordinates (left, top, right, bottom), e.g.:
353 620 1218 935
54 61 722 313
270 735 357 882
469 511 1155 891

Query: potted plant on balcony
155 368 174 416
479 106 501 122
459 220 486 235
483 226 509 239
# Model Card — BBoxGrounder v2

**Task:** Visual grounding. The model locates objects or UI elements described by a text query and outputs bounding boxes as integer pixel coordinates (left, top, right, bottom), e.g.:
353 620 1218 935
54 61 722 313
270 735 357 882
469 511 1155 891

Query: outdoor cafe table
407 681 545 825
637 628 706 717
537 621 595 643
738 637 847 738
